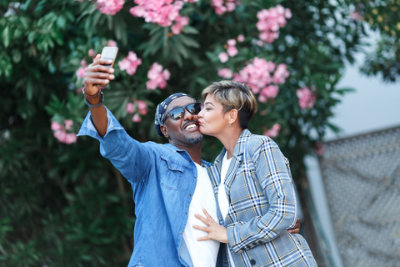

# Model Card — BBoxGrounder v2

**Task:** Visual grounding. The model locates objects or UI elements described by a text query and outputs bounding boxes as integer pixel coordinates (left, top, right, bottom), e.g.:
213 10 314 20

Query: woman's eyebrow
204 102 214 106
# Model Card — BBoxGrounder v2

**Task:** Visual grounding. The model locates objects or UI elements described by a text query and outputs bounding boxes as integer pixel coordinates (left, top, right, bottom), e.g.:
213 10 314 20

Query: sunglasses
165 102 202 121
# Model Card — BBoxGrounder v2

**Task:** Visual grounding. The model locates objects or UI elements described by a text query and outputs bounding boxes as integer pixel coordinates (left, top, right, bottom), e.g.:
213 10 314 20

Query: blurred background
0 0 399 266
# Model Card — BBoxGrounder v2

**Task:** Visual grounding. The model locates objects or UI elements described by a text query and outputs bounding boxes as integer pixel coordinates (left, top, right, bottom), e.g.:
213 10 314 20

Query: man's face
162 96 203 146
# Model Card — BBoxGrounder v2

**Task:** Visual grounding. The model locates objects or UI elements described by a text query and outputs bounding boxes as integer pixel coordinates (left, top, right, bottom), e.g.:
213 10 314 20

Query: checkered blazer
208 129 317 267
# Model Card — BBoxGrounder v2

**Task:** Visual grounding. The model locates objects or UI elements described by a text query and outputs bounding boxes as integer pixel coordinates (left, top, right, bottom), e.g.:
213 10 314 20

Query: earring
229 123 232 127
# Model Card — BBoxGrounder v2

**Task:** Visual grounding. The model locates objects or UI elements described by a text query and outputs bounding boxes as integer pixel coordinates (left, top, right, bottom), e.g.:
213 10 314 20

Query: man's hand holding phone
83 47 118 97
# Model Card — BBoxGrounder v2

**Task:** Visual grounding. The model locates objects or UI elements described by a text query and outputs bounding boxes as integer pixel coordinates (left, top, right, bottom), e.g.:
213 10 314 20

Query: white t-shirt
183 163 220 267
218 152 236 267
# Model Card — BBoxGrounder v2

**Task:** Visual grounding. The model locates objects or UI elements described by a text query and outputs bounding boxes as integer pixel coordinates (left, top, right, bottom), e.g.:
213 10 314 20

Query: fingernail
110 75 115 79
110 68 115 73
108 60 113 63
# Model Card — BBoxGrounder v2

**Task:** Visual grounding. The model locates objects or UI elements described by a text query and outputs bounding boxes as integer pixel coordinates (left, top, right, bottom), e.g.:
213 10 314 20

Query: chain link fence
319 126 400 267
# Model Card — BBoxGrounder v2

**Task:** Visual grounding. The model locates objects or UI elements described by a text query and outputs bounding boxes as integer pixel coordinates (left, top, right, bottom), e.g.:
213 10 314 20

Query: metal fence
319 126 400 267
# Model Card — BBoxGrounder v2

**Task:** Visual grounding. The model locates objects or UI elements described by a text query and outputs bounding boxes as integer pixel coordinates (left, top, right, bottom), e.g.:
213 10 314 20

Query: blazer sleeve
226 137 297 253
77 107 151 184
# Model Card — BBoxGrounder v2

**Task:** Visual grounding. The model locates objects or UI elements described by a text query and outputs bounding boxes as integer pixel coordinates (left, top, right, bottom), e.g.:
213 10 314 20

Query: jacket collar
214 128 252 165
164 143 211 167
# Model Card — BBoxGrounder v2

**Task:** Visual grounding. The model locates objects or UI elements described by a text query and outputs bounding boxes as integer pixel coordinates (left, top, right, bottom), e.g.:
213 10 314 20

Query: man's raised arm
83 54 115 137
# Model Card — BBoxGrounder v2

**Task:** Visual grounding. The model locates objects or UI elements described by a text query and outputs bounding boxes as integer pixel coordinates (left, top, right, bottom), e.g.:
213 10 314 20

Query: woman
194 81 317 267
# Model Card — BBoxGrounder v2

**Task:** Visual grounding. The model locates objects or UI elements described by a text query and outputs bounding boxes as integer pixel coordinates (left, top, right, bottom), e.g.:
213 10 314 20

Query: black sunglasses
165 102 202 122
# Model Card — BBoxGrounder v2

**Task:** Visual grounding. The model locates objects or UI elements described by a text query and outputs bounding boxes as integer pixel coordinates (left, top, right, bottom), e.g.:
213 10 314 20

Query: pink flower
227 39 236 46
218 68 233 79
52 120 77 144
54 130 67 143
118 51 142 75
211 0 238 14
96 0 125 15
137 100 148 115
130 0 190 34
350 11 362 21
146 63 170 90
263 123 281 138
107 40 117 47
64 120 73 131
126 102 135 114
132 113 141 122
64 133 77 144
226 2 235 12
237 34 244 42
76 67 86 79
260 85 279 99
51 121 62 131
257 5 291 44
171 15 189 34
88 49 95 56
296 87 316 109
272 63 289 84
227 46 238 57
218 52 229 63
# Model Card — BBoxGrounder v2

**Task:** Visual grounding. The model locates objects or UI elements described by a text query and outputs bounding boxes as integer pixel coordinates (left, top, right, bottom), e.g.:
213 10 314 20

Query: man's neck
170 141 203 165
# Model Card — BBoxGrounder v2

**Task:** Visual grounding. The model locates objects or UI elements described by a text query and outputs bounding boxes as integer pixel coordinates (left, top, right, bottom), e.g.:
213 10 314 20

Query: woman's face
198 94 230 137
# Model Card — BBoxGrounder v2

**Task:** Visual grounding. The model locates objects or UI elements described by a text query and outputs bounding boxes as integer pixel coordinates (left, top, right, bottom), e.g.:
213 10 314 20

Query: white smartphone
100 47 119 68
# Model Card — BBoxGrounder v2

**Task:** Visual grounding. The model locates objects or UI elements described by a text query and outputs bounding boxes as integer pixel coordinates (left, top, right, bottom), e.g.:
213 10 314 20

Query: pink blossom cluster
118 51 142 75
263 123 281 138
146 63 170 90
76 60 87 79
218 38 239 63
126 100 148 122
296 87 316 109
211 0 238 15
51 120 77 144
130 0 192 34
107 40 117 47
218 68 233 79
171 15 189 35
257 5 292 43
96 0 125 15
233 57 290 102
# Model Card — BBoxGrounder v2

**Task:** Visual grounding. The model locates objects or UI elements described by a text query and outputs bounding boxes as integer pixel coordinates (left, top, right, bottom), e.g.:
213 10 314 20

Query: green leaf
26 79 34 101
2 26 10 47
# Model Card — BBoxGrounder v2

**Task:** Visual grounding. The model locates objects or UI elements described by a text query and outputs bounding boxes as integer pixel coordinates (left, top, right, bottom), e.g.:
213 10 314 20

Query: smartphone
100 47 119 68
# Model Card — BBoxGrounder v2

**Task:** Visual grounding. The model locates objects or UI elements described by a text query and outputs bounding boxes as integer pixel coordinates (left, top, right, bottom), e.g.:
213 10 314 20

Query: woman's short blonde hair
202 80 258 129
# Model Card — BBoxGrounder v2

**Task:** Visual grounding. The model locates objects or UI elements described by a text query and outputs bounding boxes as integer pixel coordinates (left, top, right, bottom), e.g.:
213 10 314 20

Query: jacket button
194 176 196 179
189 194 192 197
250 259 256 265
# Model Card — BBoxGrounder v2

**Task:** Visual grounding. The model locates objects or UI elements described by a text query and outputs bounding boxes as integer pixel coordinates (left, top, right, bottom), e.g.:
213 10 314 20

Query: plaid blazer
207 129 317 267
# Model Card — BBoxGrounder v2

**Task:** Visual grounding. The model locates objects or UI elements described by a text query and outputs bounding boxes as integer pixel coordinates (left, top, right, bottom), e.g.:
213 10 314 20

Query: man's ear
160 124 168 138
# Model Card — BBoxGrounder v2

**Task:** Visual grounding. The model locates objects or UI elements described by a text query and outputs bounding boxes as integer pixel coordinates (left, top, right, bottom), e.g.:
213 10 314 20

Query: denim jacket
78 108 226 267
207 129 317 267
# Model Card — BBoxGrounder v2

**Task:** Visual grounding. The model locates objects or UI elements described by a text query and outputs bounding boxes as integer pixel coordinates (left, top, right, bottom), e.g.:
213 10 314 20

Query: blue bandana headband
154 93 196 136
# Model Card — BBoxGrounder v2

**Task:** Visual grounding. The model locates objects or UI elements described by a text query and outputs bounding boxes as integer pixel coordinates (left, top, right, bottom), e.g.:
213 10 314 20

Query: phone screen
101 47 119 68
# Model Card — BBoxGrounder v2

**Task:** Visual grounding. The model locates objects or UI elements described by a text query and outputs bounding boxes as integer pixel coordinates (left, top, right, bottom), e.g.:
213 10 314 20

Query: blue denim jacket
78 108 226 267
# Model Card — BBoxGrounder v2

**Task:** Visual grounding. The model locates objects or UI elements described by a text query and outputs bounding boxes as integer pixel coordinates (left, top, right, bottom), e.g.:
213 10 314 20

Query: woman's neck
217 127 243 159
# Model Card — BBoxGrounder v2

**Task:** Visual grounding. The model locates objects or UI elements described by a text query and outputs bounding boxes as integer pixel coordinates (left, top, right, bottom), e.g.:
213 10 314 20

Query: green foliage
349 0 400 82
0 0 368 265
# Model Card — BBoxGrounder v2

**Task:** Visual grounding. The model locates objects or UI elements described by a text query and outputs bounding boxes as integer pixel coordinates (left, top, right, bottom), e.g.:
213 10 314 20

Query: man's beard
185 134 203 144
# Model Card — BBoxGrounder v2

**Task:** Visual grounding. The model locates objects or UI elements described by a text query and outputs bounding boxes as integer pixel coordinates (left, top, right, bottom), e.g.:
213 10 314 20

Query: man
78 55 299 267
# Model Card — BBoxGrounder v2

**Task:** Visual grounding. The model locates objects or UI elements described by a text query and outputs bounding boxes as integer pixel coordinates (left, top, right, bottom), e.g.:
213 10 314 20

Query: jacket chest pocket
159 156 184 190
